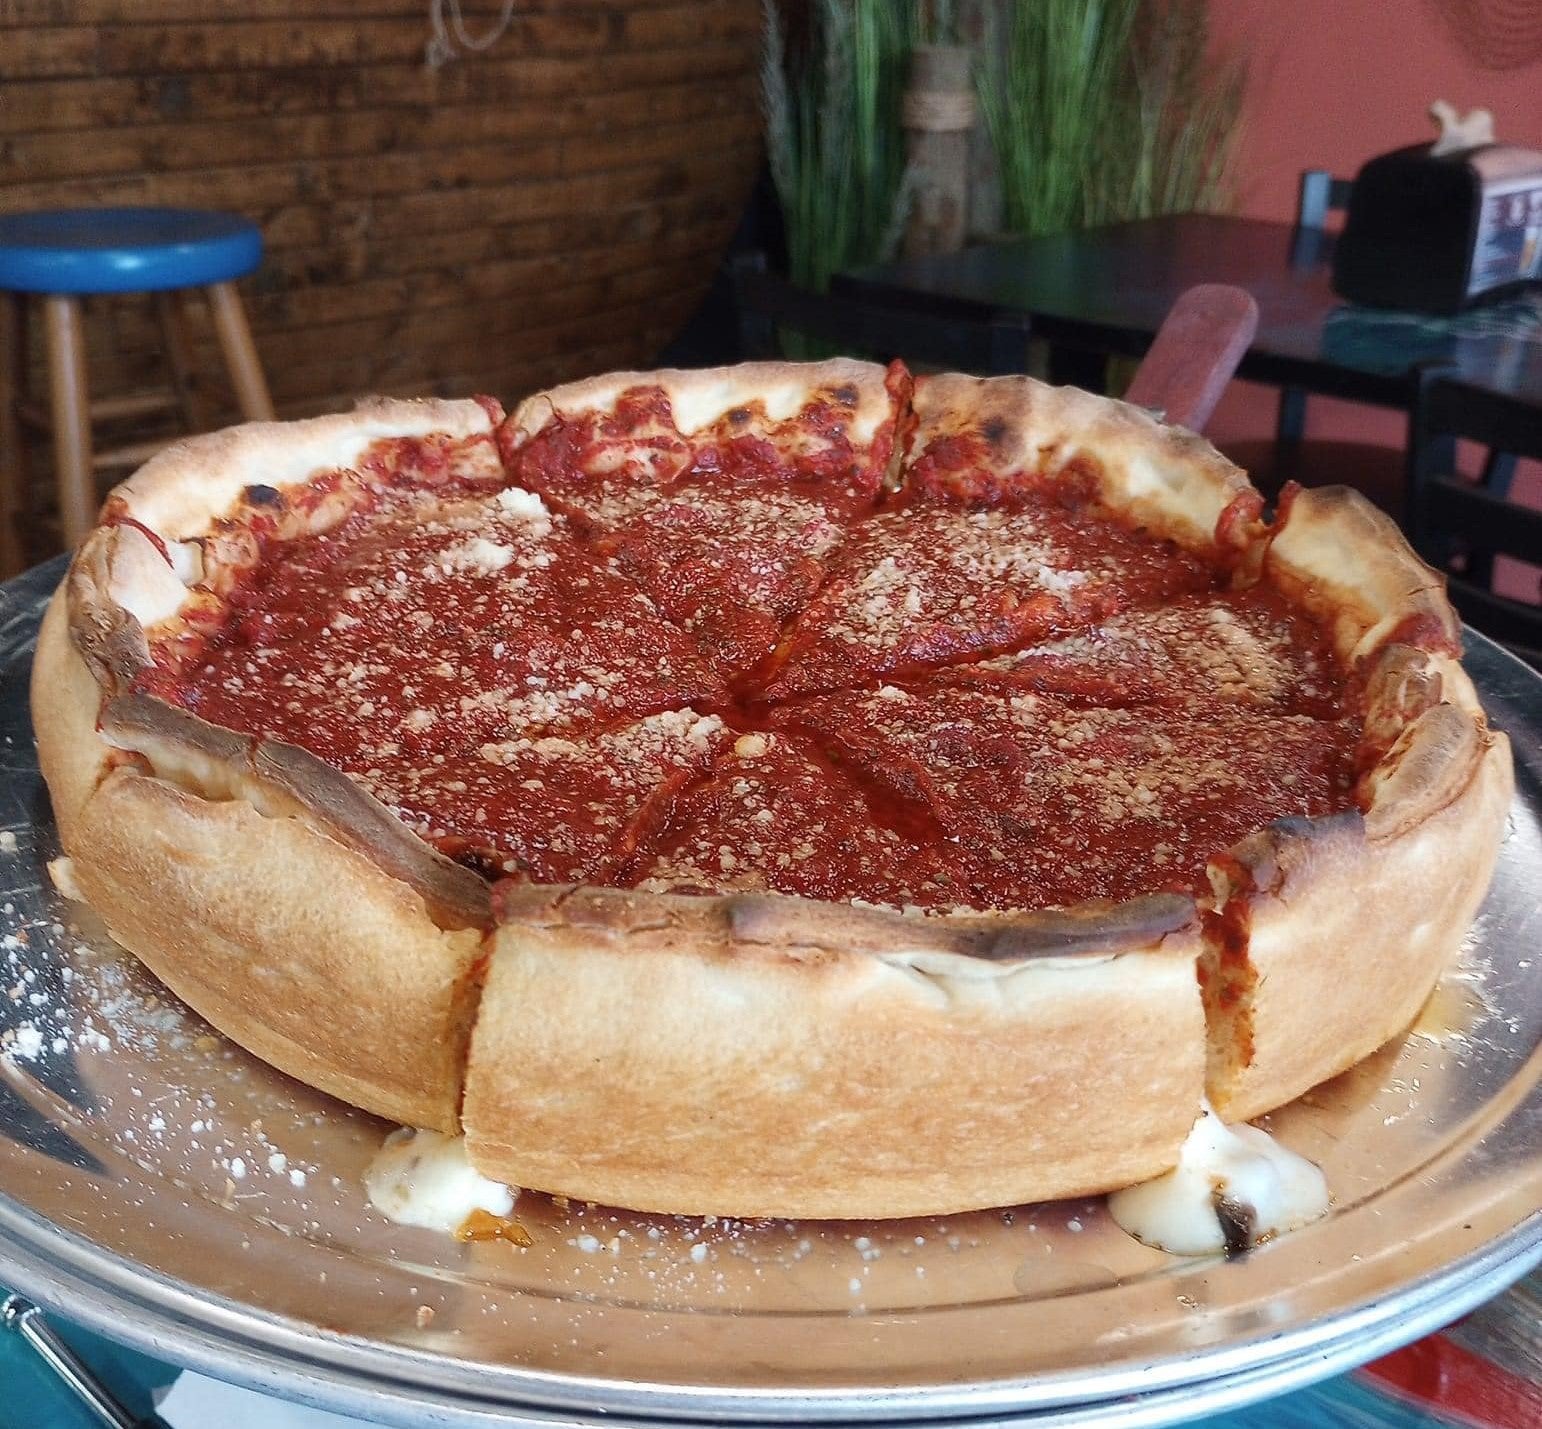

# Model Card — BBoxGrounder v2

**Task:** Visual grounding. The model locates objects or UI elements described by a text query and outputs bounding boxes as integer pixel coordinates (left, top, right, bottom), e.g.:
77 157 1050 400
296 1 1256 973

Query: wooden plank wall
0 0 762 441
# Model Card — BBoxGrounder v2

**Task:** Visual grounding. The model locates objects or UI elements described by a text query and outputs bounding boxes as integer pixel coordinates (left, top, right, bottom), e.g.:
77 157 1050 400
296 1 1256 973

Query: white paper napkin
157 1369 380 1427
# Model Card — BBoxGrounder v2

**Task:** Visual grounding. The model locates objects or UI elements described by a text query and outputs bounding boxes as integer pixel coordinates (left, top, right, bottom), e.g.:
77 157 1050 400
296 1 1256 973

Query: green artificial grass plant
761 0 917 293
978 0 1244 237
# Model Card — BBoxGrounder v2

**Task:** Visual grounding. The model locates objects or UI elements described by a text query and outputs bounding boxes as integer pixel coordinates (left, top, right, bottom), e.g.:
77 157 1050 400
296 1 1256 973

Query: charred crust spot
831 384 858 407
726 406 752 427
1213 1188 1257 1258
448 846 510 884
982 416 1008 448
243 484 283 508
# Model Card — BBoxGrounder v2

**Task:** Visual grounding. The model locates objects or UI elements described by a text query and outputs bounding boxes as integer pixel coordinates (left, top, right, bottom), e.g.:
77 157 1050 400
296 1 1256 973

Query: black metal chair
1288 171 1354 265
1279 170 1355 448
731 251 1028 375
1407 367 1542 667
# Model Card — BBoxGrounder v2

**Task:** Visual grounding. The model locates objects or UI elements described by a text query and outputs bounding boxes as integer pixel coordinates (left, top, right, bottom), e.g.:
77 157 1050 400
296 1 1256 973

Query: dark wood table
836 213 1542 412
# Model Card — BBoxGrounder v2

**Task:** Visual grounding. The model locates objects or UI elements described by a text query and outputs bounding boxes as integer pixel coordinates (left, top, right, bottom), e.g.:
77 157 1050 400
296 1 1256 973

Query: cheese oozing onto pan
364 1128 517 1232
1107 1101 1329 1255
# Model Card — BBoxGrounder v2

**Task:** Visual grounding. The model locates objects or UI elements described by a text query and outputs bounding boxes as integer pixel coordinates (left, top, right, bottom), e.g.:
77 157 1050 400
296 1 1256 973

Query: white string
426 0 518 70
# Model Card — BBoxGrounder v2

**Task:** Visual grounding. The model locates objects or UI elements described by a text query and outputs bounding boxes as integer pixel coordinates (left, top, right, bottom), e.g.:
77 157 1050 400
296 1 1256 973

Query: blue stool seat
0 206 274 573
0 207 263 296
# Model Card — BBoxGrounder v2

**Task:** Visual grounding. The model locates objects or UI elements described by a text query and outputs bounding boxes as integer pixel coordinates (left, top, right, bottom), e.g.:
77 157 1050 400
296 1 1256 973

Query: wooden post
902 45 976 258
0 293 29 577
156 290 214 432
207 282 275 422
43 295 96 549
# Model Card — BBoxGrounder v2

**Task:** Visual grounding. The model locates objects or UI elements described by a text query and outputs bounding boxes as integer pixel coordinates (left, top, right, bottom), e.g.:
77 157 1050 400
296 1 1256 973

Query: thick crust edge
1265 485 1460 665
111 396 497 542
1208 708 1512 1121
464 890 1207 1218
507 357 896 449
66 767 485 1131
907 372 1258 553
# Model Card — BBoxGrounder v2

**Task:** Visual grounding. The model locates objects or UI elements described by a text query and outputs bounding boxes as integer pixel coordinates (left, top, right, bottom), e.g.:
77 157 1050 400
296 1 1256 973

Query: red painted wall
1203 0 1542 598
1212 0 1541 227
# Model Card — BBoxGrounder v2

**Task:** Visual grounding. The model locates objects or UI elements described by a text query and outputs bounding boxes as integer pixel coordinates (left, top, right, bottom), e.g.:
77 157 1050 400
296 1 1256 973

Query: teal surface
1 1309 176 1427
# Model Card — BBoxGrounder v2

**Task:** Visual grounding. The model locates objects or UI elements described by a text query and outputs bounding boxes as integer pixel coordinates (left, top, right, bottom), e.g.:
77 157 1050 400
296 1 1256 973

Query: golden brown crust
906 373 1256 552
112 396 496 542
66 767 484 1130
31 591 115 849
506 357 897 451
1264 485 1460 664
464 891 1207 1218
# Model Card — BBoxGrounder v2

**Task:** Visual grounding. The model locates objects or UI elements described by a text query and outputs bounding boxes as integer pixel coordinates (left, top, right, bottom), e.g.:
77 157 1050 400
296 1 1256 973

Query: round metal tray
2 556 1538 1426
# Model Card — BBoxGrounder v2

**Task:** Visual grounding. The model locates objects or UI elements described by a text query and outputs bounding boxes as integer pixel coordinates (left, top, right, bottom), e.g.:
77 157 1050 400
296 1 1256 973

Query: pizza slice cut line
923 583 1352 721
365 708 734 887
752 495 1219 701
769 683 1362 915
493 360 919 684
749 370 1278 701
615 726 963 913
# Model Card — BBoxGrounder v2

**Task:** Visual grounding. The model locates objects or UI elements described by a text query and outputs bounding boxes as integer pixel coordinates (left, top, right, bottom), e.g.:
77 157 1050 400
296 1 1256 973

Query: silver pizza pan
1 555 1538 1427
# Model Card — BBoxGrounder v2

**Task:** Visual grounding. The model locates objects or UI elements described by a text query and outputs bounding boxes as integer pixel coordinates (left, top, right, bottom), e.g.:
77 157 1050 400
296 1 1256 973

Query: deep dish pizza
32 359 1512 1219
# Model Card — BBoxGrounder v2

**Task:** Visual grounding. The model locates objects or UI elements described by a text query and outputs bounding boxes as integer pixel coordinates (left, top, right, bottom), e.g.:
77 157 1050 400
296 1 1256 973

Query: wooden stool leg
0 293 29 577
43 295 96 549
207 282 274 421
156 290 212 432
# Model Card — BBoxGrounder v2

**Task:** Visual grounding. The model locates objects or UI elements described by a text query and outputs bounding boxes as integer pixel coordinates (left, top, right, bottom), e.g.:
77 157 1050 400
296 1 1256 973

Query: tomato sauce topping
502 378 895 512
371 710 729 884
625 730 957 910
771 686 1357 911
500 380 897 676
135 477 728 804
137 396 1364 915
757 496 1213 699
931 585 1347 717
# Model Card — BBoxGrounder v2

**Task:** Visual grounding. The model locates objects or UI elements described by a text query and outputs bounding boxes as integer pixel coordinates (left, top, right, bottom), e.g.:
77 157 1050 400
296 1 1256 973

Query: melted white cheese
47 856 85 901
494 486 549 521
363 1128 517 1232
1108 1102 1329 1255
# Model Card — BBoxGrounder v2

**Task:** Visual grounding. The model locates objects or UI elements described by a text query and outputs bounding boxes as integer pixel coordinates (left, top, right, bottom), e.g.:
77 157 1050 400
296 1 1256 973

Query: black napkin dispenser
1333 142 1542 313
